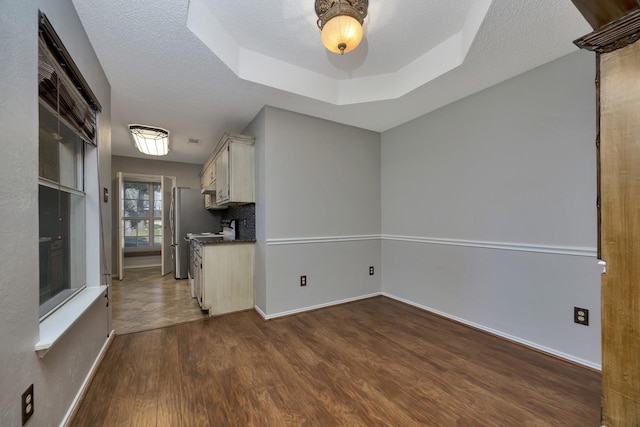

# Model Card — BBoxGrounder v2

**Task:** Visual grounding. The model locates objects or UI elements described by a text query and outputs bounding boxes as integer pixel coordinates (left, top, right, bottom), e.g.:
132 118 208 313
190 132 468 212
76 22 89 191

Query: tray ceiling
72 0 591 164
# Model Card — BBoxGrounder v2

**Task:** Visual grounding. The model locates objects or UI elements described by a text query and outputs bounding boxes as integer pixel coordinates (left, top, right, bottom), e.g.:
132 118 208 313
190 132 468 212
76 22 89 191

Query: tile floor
111 266 207 334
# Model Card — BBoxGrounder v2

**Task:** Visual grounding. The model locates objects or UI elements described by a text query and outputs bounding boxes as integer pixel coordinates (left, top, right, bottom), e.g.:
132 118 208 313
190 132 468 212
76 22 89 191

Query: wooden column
600 40 640 426
573 6 640 425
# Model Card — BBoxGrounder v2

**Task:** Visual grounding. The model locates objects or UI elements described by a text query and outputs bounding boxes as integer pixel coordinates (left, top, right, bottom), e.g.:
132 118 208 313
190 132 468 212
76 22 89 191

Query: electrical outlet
369 266 374 275
22 384 33 425
300 275 307 287
574 307 589 326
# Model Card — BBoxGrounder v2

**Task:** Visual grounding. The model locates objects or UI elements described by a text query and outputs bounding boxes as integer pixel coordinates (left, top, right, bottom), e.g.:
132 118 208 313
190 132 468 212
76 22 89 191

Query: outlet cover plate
22 384 33 425
574 307 589 326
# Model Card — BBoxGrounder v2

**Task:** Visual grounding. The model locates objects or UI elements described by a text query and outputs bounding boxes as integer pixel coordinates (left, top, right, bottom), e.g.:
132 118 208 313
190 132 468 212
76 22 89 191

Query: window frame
37 11 101 321
37 104 90 320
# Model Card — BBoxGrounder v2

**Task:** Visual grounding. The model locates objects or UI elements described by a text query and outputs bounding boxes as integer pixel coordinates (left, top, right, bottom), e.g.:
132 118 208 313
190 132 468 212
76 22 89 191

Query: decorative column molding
574 9 640 53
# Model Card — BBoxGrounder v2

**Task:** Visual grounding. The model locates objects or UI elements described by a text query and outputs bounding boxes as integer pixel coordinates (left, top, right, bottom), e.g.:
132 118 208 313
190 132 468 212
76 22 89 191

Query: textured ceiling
71 0 591 165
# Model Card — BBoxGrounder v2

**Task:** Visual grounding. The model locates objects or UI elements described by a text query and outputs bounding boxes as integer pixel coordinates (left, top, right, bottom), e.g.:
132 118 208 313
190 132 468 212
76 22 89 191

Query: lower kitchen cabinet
200 243 254 316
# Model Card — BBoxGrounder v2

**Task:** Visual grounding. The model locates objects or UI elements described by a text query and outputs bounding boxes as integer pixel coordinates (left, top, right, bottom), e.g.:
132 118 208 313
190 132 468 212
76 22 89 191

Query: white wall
0 1 112 426
381 50 601 367
251 107 382 317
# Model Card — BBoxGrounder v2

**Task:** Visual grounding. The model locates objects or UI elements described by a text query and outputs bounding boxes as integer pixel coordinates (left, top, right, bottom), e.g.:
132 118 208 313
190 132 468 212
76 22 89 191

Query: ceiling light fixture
129 124 169 156
315 0 368 55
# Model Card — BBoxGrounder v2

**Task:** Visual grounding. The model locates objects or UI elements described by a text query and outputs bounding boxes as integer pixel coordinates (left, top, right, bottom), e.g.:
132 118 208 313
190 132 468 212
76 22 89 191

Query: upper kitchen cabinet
214 133 255 205
200 159 215 193
200 151 226 210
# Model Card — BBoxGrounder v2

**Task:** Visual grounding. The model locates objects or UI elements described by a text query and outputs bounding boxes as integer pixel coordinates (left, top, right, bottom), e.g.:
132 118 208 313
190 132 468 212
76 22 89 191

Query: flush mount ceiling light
315 0 368 55
129 124 169 156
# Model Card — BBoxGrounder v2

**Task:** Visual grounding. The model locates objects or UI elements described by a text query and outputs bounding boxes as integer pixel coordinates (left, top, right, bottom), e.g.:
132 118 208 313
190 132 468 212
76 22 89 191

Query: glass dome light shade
129 125 169 156
321 14 363 54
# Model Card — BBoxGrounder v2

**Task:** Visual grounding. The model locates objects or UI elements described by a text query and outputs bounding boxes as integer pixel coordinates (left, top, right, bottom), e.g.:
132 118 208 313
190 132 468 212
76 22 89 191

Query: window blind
38 12 101 144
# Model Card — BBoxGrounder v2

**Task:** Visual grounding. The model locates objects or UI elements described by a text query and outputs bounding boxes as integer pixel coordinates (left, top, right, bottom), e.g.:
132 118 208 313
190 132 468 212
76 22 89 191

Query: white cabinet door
200 163 209 192
227 139 254 204
209 161 215 186
215 135 254 205
202 156 228 210
215 144 229 204
201 243 254 316
194 246 204 308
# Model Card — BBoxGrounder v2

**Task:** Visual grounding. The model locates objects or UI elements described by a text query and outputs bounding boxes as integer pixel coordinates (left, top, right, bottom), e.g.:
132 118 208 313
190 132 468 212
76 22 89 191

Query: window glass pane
133 200 149 217
153 183 162 218
59 135 83 191
123 182 151 218
124 182 149 199
39 185 85 318
123 199 149 217
153 220 162 246
124 236 136 248
123 219 150 248
38 104 84 191
38 106 59 182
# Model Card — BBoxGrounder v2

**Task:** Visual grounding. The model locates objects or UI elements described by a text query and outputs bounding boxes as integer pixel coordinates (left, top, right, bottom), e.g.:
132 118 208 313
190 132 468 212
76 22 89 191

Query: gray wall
251 107 382 316
243 109 267 311
112 155 203 189
381 50 601 367
0 1 112 426
264 107 381 238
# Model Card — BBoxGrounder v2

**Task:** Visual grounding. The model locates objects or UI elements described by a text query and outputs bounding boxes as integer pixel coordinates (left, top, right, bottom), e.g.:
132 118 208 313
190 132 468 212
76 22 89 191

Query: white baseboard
254 305 268 319
61 330 116 427
255 292 382 320
124 264 161 269
258 292 601 371
381 292 602 371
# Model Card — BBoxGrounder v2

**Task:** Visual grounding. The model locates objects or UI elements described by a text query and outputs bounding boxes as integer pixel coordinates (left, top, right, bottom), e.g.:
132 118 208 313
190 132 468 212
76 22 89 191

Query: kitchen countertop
192 236 256 245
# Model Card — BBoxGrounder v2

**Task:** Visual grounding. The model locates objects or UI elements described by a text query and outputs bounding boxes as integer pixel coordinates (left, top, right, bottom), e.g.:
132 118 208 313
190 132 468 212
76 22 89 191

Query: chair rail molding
381 235 597 258
266 234 597 258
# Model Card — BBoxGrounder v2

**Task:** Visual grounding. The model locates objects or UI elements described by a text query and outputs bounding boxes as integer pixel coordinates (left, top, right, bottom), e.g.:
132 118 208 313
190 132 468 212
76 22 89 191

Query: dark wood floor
71 297 601 426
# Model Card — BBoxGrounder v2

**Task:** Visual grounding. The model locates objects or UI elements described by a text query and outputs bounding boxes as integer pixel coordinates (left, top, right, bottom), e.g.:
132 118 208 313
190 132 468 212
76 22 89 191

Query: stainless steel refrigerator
170 187 220 279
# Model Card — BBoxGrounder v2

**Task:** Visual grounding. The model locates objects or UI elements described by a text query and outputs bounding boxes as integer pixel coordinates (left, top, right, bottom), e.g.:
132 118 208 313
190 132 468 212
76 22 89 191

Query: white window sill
35 286 107 358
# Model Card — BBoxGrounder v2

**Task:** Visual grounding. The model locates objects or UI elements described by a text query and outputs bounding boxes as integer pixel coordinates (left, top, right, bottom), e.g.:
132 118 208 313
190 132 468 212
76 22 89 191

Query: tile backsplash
222 203 255 240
